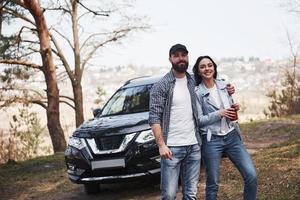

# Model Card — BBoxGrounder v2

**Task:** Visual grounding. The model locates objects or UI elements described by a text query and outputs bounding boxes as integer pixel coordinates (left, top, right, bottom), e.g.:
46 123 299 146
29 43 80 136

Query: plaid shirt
148 70 201 145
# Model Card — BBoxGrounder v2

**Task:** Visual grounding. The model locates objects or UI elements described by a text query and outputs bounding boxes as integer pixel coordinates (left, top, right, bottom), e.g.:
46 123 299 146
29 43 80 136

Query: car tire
84 183 100 194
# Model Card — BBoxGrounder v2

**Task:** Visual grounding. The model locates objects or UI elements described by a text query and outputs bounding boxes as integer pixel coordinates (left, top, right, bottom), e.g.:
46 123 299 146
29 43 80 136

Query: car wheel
84 183 100 194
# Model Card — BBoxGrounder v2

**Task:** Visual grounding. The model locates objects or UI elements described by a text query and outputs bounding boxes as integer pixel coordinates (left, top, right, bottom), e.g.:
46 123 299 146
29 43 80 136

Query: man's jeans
202 130 257 200
161 144 201 200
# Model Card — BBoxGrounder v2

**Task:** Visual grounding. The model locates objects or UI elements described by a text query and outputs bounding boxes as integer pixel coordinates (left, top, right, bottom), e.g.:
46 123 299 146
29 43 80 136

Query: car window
101 84 152 116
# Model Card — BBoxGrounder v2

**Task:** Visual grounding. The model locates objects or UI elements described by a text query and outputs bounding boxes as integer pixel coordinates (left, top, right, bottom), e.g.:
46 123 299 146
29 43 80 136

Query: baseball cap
169 44 188 56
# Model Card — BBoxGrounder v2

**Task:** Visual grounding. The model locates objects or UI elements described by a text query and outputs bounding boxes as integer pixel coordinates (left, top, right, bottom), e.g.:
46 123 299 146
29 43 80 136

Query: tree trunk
73 82 84 127
24 0 66 152
0 1 2 35
71 0 84 127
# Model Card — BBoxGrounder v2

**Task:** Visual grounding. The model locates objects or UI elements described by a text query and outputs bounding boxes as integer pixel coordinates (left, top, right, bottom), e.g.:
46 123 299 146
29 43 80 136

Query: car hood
73 112 150 138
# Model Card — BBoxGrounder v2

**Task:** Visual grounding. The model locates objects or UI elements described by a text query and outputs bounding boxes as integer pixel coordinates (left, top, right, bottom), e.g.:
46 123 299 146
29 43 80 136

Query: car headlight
135 129 155 143
68 137 87 149
119 132 136 150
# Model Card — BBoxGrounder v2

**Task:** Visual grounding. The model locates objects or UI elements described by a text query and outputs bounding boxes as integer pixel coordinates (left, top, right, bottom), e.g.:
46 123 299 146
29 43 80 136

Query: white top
206 84 234 136
207 85 221 108
167 76 198 146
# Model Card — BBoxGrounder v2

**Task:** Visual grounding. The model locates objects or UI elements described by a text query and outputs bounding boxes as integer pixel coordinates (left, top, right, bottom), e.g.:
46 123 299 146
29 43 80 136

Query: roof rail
124 75 151 85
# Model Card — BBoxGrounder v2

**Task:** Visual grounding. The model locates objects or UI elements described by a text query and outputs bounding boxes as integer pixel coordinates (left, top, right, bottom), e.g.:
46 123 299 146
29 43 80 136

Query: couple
149 44 257 200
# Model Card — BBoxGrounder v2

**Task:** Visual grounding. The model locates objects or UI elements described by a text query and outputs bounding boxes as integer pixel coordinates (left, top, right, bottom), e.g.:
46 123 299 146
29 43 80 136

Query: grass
212 139 300 200
0 115 299 200
261 140 299 200
0 153 72 200
209 115 300 200
240 115 300 142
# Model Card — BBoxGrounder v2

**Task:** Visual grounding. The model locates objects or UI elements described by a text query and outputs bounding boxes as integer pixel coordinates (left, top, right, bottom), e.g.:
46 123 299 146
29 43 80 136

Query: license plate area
91 158 125 170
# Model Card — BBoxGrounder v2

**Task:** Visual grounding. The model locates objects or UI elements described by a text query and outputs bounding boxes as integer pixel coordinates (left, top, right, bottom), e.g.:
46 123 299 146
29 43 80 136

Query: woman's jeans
160 144 201 200
202 130 257 200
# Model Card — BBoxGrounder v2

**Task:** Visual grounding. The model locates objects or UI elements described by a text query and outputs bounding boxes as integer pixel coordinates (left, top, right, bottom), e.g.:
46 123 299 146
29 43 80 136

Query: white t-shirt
206 84 234 135
207 85 221 108
167 76 198 146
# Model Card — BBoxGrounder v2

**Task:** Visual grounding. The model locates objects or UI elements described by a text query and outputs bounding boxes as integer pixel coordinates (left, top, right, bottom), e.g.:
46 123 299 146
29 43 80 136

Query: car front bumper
65 140 160 184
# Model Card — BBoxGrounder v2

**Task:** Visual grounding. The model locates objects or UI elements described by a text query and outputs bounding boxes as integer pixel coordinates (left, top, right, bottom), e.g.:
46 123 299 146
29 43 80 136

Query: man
149 44 201 199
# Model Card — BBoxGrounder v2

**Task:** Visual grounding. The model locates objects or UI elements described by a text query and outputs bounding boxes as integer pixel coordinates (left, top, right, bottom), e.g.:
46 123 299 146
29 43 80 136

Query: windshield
101 84 152 116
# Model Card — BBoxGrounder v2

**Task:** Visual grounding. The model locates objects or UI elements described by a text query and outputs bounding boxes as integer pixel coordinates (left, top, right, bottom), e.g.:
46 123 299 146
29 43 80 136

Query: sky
97 0 300 67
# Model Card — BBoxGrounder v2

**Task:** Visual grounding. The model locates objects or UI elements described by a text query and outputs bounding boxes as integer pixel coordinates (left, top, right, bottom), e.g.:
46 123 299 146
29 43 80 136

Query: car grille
95 135 125 150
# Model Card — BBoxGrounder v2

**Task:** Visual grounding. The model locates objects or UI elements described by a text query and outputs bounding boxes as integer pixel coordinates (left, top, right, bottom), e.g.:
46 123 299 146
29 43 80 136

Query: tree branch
3 6 35 25
59 100 75 110
27 47 40 53
81 26 147 73
55 69 69 82
80 32 108 51
0 59 42 70
21 39 40 45
63 0 71 13
10 0 25 7
0 1 10 10
51 27 74 50
44 6 71 14
0 88 75 110
0 97 47 110
75 0 109 16
77 11 90 21
30 100 47 109
15 26 38 52
18 50 38 58
285 29 299 59
60 95 75 103
49 33 75 82
0 87 46 99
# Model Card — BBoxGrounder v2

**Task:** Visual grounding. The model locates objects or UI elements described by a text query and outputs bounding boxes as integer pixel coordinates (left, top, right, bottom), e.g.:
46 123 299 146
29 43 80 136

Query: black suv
65 76 161 194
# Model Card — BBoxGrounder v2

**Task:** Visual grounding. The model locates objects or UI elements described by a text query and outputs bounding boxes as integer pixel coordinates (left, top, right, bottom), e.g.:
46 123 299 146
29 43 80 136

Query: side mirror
93 108 102 117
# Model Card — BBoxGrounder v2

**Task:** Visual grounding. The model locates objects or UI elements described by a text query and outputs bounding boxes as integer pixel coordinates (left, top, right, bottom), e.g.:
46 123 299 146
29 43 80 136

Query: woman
193 56 257 200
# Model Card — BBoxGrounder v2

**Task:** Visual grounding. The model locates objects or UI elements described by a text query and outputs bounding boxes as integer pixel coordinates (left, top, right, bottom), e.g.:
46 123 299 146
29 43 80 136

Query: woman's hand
227 84 235 95
231 103 240 111
219 108 236 119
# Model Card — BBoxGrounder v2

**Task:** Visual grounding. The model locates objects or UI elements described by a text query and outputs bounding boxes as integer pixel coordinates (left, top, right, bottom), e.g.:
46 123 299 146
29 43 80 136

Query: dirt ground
39 169 206 200
1 117 299 200
57 118 300 200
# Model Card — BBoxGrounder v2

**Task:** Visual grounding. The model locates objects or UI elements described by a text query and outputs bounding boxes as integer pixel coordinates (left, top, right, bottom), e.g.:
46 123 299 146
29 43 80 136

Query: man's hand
227 83 235 95
151 124 172 159
159 144 173 160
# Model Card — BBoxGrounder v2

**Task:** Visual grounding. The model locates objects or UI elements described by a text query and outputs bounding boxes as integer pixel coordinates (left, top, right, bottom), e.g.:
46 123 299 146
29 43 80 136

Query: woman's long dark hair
192 55 218 86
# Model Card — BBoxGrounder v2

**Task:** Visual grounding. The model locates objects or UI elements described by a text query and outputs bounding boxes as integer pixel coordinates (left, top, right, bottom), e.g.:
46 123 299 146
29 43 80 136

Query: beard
172 61 189 73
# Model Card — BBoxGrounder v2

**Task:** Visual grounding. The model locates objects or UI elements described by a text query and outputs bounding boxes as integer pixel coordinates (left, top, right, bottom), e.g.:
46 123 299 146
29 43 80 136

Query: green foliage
0 35 18 58
8 106 45 160
94 86 107 106
0 2 31 59
265 70 300 117
0 1 22 24
1 66 32 84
